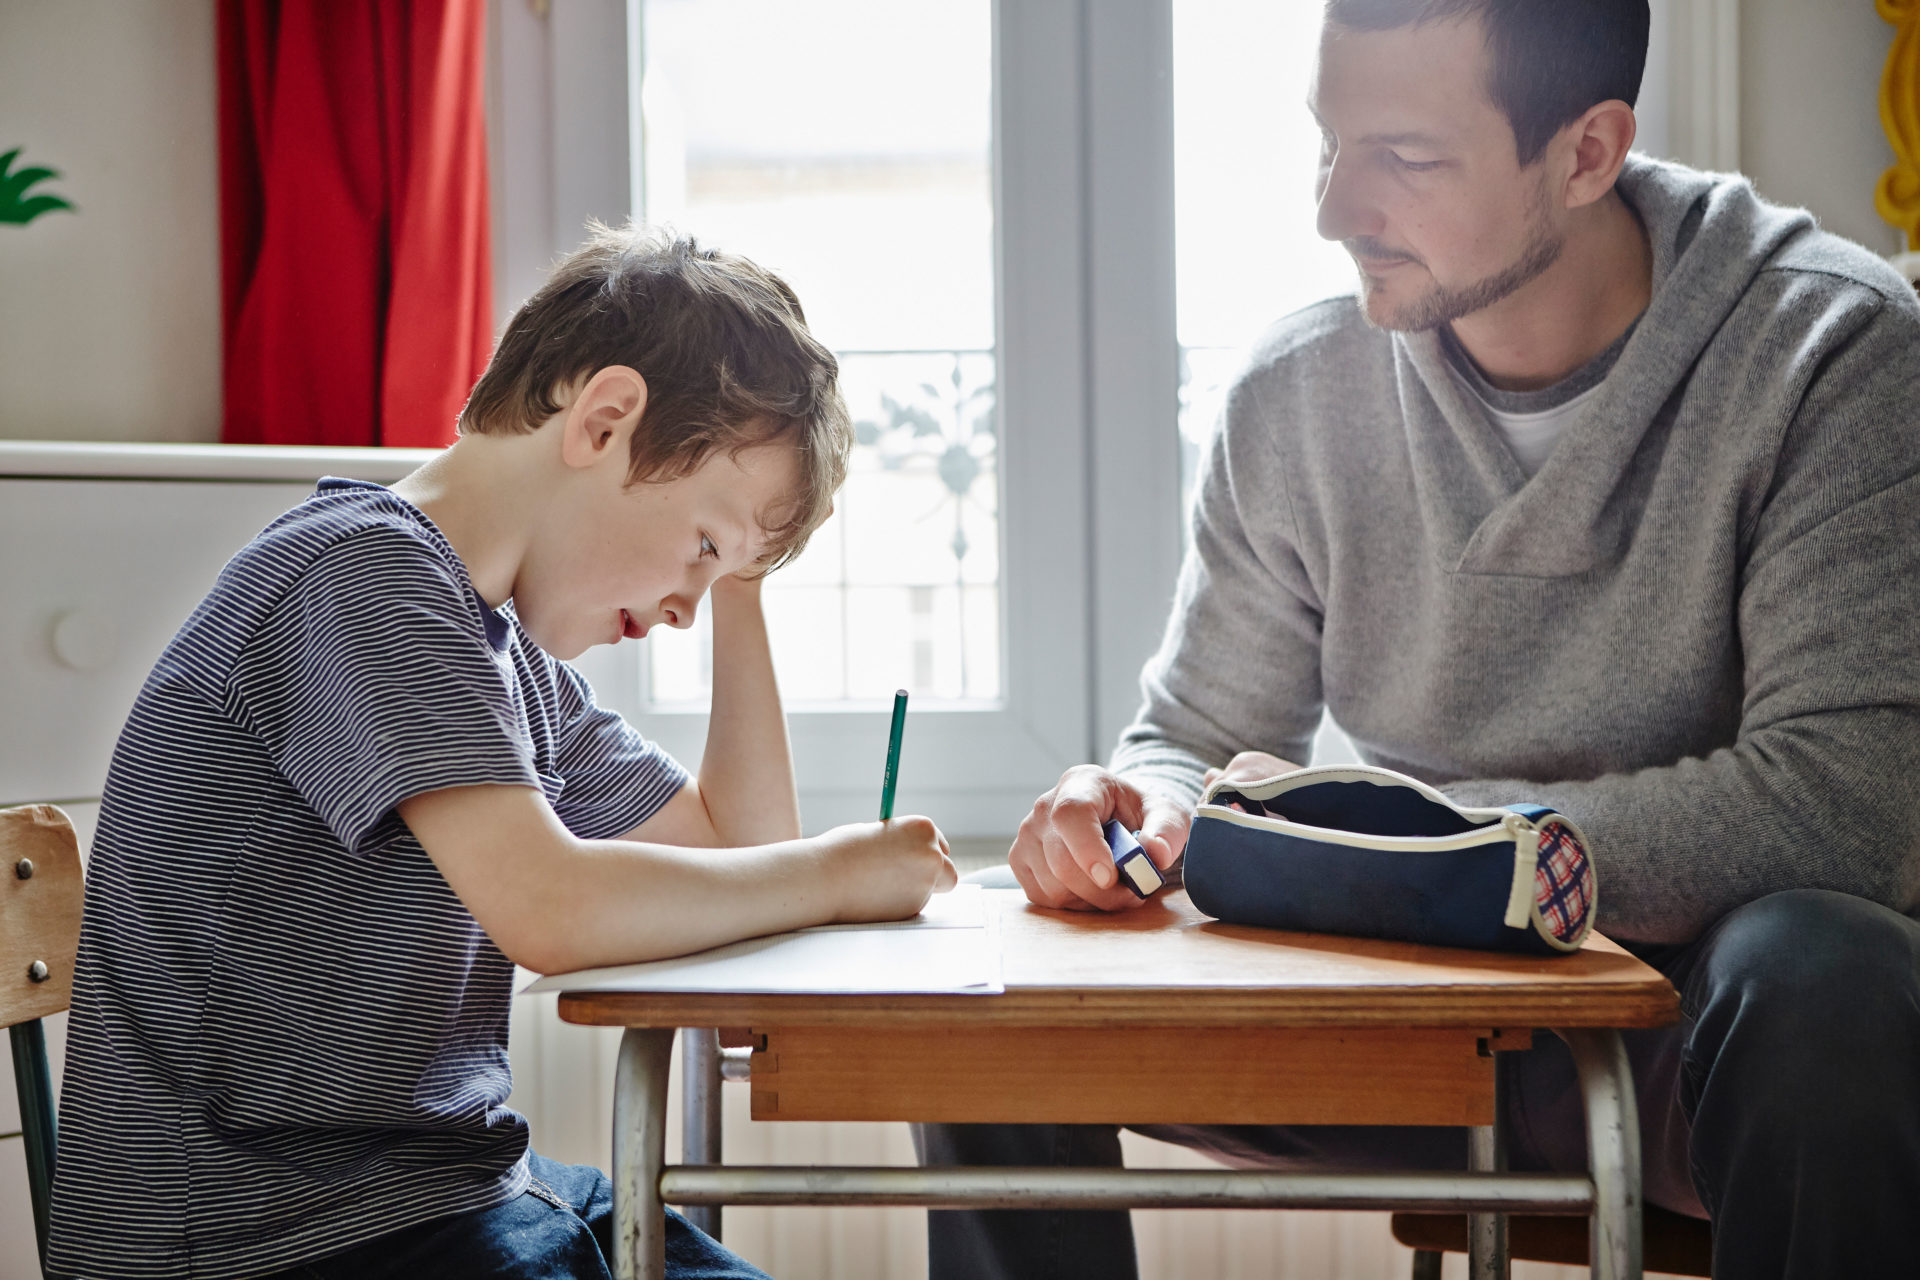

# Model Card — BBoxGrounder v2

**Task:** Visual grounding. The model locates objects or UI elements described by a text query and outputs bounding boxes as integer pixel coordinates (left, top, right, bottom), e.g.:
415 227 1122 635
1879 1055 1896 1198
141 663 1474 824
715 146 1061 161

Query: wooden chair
1393 1203 1712 1276
1 804 85 1276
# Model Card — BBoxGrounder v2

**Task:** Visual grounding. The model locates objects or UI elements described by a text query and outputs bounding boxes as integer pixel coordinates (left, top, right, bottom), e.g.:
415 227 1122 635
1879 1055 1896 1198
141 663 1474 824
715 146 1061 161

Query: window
635 0 1003 706
498 1 1124 832
1172 0 1353 502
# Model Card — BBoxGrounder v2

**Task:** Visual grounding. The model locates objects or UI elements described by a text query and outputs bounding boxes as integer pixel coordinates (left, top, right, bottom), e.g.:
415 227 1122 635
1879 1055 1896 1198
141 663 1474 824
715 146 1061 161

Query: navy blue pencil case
1183 765 1596 955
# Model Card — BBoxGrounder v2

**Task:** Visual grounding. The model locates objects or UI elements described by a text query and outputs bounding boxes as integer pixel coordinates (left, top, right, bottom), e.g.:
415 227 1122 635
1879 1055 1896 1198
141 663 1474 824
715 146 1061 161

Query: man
919 2 1920 1277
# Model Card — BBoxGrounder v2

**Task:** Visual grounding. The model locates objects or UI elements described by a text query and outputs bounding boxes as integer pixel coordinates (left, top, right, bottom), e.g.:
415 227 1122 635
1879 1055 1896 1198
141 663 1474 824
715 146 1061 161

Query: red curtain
218 0 491 447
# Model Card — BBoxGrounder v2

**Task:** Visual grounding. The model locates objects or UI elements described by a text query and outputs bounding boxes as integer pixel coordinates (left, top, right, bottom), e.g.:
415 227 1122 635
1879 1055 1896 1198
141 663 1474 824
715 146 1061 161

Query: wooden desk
557 891 1679 1280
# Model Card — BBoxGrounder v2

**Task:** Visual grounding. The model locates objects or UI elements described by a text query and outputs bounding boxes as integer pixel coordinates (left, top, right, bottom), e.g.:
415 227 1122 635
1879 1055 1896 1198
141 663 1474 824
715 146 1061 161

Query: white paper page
522 912 1002 996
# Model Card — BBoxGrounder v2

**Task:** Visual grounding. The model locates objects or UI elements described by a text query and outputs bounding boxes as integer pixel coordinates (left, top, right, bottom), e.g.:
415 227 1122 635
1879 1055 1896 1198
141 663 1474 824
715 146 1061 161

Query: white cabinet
0 443 434 807
0 443 437 1277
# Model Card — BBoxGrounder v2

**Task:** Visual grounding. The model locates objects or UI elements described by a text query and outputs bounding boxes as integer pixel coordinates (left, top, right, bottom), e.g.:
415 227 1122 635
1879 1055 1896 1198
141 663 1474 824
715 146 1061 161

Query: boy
47 227 956 1279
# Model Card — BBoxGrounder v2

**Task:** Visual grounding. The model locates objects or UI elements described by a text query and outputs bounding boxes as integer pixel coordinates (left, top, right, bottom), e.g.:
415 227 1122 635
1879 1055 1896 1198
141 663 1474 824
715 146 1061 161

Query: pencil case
1182 765 1596 954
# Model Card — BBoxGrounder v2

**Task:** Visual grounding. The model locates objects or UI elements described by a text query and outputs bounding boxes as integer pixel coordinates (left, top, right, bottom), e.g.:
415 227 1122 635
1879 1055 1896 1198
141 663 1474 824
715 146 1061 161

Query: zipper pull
1501 812 1539 930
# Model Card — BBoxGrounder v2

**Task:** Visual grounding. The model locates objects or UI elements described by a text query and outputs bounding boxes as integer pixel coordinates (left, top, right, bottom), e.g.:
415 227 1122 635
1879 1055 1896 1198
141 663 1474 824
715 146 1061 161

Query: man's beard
1347 199 1564 333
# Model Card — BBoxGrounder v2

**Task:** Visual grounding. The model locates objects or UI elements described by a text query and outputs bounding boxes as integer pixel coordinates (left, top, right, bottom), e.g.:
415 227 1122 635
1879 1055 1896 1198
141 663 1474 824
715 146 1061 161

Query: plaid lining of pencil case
1182 765 1596 955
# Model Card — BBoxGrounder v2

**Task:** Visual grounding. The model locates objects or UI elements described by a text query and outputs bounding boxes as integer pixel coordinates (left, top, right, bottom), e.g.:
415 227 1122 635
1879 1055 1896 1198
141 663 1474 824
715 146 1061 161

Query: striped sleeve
227 526 541 855
540 655 689 840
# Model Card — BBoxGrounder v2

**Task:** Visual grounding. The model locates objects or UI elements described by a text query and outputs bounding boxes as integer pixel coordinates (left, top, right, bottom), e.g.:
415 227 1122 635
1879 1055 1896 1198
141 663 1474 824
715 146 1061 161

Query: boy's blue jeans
262 1153 770 1280
915 889 1920 1280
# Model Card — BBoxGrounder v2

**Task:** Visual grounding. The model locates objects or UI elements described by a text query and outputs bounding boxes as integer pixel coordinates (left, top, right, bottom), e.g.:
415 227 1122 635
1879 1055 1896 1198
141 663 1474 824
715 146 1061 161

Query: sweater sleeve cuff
1109 741 1212 811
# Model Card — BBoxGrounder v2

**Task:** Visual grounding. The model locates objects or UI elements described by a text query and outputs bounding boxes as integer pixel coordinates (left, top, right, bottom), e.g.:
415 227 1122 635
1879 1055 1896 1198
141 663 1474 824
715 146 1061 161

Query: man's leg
917 886 1920 1280
913 1118 1477 1280
1671 889 1920 1279
913 1123 1138 1280
914 1030 1691 1280
1503 888 1920 1276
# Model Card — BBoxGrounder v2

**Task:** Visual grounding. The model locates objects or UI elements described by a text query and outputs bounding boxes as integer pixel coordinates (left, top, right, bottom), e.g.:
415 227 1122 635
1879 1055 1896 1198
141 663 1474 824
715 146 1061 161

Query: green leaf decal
1 148 76 225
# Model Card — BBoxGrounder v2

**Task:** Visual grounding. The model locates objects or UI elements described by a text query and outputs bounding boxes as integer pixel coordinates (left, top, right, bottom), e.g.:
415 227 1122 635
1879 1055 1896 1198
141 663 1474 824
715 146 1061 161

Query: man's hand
1009 765 1191 912
813 817 959 923
1200 750 1303 792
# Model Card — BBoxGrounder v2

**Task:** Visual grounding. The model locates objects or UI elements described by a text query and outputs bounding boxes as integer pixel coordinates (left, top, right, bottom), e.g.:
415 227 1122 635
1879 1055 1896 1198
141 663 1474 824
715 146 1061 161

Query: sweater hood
1393 155 1818 577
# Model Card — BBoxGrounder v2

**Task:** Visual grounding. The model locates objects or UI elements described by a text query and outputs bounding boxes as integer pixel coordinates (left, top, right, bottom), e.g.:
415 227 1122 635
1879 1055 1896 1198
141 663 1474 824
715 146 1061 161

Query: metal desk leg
1558 1029 1642 1280
1467 1048 1510 1280
681 1027 724 1240
614 1028 677 1280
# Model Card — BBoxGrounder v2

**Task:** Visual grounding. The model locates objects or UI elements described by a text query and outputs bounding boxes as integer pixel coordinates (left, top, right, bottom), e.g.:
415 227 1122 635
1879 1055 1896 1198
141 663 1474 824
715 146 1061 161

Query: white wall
1740 0 1904 255
0 1 222 443
0 1 1905 447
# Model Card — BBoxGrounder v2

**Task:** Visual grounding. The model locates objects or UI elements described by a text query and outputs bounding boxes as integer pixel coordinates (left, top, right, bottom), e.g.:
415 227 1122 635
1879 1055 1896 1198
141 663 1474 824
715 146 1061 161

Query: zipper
1500 812 1538 929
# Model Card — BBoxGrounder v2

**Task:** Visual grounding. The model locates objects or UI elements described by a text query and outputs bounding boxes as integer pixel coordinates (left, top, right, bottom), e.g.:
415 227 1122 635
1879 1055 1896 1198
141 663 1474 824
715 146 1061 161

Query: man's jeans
916 889 1920 1280
263 1153 772 1280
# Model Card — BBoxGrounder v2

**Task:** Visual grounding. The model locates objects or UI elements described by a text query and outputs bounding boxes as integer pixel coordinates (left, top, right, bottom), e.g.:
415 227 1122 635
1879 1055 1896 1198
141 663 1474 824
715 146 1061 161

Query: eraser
1102 819 1165 899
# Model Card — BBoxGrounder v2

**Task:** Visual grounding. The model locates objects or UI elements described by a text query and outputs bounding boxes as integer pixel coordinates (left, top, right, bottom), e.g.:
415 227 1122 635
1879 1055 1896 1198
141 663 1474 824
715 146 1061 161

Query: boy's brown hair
461 223 852 573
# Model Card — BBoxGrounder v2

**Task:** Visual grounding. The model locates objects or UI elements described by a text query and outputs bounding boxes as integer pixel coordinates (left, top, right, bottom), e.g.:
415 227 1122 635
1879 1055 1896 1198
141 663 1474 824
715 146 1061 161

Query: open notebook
521 883 1005 996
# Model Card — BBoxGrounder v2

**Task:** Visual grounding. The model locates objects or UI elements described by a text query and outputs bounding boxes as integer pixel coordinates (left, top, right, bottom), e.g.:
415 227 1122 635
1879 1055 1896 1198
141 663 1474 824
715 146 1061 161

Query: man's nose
1314 151 1377 244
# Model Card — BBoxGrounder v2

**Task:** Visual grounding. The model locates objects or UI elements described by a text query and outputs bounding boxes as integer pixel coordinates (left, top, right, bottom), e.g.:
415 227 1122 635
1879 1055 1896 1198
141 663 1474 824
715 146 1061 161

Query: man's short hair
1324 0 1650 165
461 224 852 574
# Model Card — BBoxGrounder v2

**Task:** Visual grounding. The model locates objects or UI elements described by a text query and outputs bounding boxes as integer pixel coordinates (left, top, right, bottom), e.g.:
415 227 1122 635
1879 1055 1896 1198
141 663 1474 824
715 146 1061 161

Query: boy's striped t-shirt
47 479 688 1279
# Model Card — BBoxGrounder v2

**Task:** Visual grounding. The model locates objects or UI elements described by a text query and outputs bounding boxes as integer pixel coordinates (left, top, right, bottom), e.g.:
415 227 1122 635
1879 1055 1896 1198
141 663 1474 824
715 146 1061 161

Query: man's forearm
1444 706 1920 944
697 575 802 845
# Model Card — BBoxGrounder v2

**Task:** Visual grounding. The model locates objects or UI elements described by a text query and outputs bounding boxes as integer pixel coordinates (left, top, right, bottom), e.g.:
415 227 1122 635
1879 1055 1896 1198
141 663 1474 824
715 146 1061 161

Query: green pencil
878 688 909 820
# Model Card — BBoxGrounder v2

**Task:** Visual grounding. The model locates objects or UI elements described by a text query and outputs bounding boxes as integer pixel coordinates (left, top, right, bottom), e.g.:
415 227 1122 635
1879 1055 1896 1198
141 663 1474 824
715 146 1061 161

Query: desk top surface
556 890 1680 1030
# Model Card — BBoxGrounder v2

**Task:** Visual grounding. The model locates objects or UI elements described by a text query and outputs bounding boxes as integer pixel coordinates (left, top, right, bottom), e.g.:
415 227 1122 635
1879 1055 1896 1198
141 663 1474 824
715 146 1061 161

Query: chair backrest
1 803 84 1278
1 805 83 1030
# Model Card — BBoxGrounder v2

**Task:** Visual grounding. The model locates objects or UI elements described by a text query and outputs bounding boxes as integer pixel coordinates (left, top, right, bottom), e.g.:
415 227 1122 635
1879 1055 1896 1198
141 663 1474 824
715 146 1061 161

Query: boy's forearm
406 782 834 971
530 835 832 971
696 575 802 845
407 781 954 973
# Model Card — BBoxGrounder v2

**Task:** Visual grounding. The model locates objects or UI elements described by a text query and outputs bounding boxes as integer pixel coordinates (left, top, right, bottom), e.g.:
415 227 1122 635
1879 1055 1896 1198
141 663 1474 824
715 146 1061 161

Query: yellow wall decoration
1881 0 1920 250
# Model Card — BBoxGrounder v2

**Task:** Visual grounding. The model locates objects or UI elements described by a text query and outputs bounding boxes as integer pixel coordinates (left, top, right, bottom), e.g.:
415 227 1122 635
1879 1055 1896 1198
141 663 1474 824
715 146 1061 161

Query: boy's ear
559 366 649 471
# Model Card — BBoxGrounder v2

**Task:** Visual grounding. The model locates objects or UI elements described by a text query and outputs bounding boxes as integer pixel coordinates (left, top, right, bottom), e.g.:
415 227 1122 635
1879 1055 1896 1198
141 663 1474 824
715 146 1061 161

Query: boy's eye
699 533 719 560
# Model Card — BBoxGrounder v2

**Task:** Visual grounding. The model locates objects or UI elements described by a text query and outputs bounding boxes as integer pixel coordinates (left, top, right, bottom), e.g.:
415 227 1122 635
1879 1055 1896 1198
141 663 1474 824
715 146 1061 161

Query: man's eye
699 534 719 560
1390 153 1441 173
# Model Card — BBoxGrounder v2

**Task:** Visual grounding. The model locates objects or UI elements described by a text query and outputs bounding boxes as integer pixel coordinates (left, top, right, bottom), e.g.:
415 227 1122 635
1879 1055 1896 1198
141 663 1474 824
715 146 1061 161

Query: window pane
1174 2 1353 494
637 0 999 706
1175 3 1375 766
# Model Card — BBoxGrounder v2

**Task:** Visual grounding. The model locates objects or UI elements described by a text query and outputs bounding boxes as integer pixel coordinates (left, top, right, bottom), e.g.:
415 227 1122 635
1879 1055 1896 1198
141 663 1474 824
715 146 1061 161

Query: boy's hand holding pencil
813 815 957 924
816 688 957 924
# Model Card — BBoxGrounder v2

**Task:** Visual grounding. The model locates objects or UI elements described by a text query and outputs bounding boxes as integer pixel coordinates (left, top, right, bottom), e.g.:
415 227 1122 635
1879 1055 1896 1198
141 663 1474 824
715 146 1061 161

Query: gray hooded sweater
1113 155 1920 944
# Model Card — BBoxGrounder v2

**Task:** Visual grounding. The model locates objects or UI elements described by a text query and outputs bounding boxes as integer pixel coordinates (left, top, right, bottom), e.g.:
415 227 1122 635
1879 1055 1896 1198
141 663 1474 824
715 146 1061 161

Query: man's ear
559 366 649 471
1559 99 1637 211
